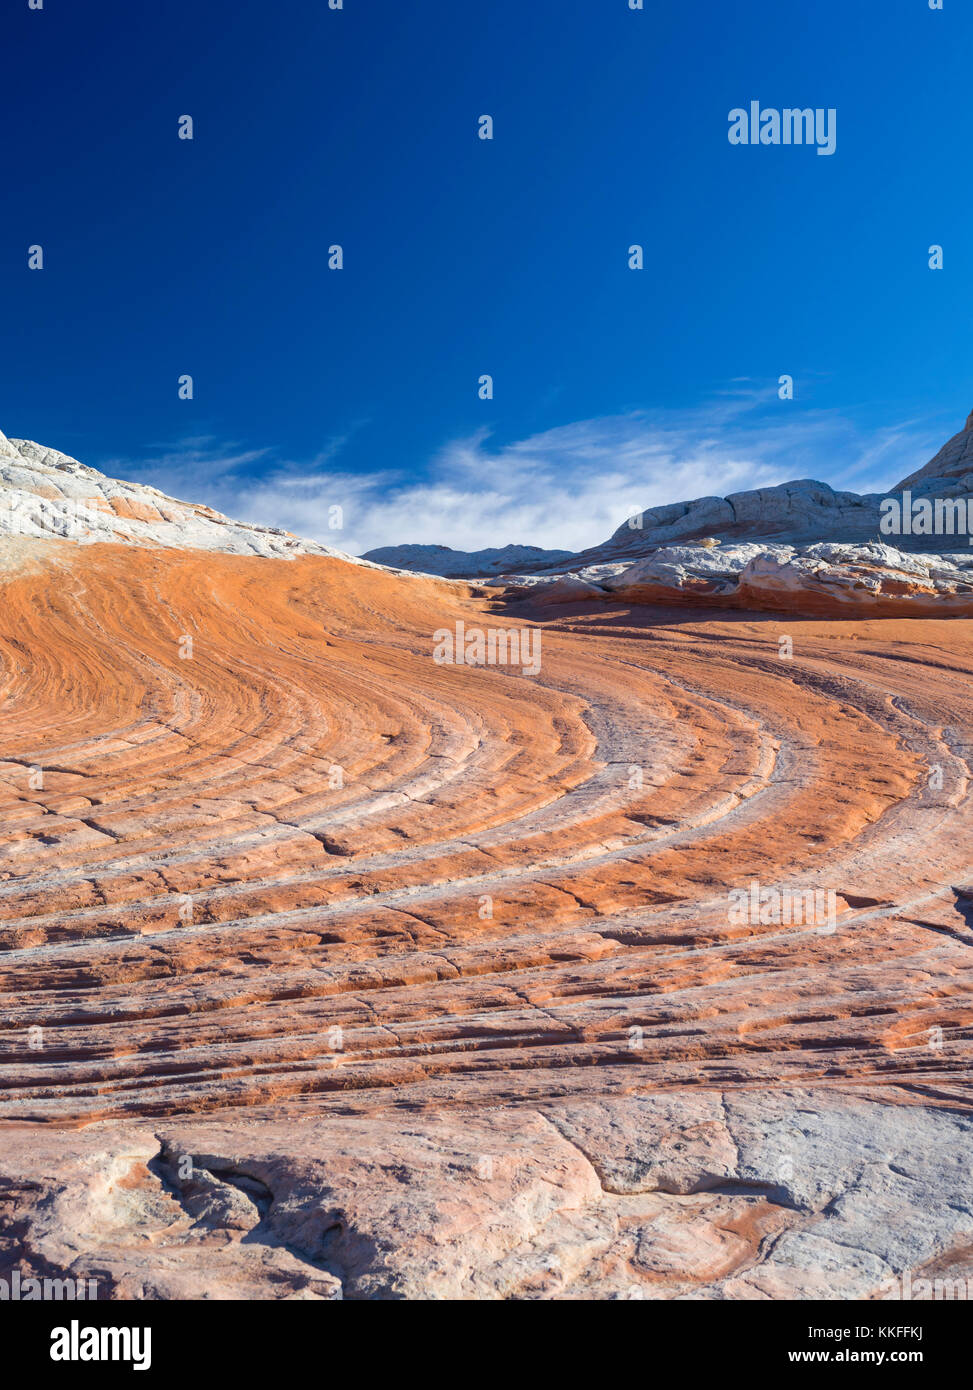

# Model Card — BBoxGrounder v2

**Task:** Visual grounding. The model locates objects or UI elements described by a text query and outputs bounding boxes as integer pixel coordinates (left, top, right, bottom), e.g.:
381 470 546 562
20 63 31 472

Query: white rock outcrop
495 540 973 614
897 408 973 488
0 430 358 562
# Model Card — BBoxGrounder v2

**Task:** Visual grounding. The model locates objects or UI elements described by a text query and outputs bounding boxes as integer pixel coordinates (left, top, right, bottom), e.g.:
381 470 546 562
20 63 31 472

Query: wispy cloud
100 396 942 557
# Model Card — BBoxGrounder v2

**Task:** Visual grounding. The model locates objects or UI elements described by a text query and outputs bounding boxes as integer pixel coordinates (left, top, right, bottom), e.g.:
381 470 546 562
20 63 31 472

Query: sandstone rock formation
1 424 972 1300
0 430 354 561
500 541 973 616
897 408 973 488
570 479 890 562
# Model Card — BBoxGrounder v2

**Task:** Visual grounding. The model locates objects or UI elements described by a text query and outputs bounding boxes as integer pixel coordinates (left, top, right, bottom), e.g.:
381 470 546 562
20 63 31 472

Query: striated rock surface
504 541 973 616
1 520 972 1297
1 423 973 1299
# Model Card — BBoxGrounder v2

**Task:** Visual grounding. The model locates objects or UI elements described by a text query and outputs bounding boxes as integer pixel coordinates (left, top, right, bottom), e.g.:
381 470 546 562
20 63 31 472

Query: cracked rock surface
3 1090 972 1299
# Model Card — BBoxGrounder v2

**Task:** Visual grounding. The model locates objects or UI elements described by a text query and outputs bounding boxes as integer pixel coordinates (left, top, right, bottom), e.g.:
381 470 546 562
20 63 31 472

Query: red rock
1 539 972 1298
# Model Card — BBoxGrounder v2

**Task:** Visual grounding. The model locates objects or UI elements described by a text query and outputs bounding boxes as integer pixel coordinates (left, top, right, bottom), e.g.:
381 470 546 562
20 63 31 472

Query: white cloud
100 397 942 558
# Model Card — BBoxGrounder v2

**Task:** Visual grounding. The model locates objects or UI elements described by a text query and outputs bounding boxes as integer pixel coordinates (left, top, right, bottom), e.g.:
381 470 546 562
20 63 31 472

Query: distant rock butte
362 542 574 576
1 420 972 1299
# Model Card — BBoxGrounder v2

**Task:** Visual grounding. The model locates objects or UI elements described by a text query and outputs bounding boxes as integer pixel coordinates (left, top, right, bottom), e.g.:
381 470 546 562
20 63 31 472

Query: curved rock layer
1 541 972 1299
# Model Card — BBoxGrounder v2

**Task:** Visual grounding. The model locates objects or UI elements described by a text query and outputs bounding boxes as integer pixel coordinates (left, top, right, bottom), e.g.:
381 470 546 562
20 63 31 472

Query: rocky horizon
6 416 973 620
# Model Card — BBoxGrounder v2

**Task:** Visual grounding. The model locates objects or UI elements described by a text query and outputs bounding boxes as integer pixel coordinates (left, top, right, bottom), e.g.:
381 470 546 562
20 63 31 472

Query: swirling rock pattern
1 537 972 1299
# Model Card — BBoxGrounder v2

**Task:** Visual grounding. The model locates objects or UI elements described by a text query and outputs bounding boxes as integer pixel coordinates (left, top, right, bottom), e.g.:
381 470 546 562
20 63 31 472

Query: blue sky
2 0 970 553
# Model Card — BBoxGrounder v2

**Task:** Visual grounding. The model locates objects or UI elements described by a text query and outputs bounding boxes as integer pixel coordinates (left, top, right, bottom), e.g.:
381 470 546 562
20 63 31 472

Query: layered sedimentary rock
504 541 973 616
0 430 353 560
1 516 972 1297
480 412 973 610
